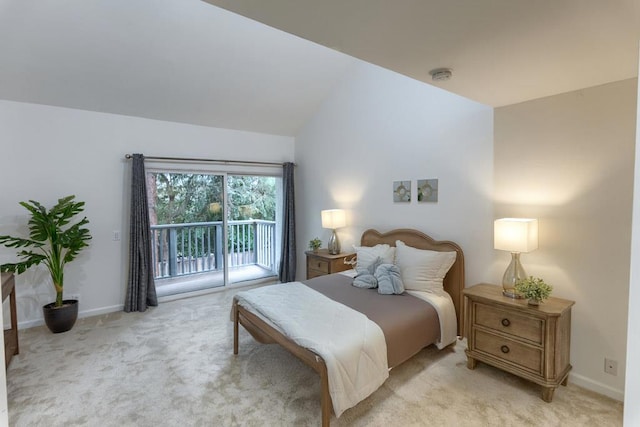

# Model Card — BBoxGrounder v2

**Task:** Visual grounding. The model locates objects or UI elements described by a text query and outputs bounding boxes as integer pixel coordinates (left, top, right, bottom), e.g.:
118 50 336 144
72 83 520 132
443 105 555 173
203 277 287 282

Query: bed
232 228 465 426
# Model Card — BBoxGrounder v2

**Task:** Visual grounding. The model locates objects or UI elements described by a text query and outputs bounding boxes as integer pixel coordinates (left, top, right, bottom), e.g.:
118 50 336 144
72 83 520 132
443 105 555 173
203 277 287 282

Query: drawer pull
500 345 510 354
501 318 511 327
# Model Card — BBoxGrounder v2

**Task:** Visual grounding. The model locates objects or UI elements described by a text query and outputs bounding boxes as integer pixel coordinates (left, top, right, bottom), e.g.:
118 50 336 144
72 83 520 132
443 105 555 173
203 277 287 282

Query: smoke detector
429 68 453 81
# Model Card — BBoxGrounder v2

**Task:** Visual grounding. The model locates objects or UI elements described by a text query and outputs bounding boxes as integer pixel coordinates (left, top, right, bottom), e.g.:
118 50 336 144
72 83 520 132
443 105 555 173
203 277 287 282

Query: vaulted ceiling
206 0 640 107
0 0 356 136
1 1 638 138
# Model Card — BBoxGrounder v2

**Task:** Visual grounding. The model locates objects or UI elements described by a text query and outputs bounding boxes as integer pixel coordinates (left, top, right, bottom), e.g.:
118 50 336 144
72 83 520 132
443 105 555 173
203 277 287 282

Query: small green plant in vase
515 276 553 305
309 237 322 252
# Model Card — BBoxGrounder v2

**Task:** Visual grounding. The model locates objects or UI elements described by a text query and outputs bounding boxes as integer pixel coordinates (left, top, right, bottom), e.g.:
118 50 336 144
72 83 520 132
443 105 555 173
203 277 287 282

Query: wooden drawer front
308 259 329 274
307 269 325 279
475 303 544 345
474 329 543 373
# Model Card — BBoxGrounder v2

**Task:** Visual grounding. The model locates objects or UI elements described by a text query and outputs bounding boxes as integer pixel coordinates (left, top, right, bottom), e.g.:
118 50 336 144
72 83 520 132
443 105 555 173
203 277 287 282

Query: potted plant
309 237 322 253
514 276 553 306
0 195 91 333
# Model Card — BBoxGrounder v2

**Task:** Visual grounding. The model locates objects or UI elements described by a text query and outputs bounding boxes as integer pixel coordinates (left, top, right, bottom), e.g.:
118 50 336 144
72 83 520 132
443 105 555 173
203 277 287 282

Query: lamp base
502 289 524 299
502 252 526 299
327 229 340 255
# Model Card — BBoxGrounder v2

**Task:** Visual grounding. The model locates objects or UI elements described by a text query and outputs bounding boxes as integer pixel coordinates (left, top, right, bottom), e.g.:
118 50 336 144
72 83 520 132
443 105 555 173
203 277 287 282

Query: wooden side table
1 273 19 368
305 249 355 279
464 283 574 402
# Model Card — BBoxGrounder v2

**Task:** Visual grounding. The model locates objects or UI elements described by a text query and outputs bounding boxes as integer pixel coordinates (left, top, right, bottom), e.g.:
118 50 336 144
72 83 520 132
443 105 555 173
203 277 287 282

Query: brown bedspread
303 273 440 368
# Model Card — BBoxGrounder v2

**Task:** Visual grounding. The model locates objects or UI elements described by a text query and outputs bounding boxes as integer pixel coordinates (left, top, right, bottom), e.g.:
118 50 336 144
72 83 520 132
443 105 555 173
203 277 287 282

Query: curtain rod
124 154 294 167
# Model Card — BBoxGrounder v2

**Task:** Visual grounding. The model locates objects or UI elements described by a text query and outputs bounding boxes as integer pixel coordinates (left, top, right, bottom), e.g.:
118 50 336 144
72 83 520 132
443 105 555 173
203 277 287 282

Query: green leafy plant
0 196 92 307
515 276 553 302
309 237 322 251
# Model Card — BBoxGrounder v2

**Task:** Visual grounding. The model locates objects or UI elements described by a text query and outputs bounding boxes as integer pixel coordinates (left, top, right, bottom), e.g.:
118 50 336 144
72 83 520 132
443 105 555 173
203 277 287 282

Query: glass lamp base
327 229 341 255
502 252 526 299
502 289 524 299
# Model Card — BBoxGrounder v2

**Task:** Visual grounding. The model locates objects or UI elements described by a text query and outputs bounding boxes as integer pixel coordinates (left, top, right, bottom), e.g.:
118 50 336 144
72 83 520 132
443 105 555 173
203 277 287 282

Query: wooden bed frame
232 228 465 427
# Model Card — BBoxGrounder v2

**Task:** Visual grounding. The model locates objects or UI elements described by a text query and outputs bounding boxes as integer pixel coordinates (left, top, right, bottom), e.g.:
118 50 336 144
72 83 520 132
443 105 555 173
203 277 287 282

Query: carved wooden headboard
361 228 465 336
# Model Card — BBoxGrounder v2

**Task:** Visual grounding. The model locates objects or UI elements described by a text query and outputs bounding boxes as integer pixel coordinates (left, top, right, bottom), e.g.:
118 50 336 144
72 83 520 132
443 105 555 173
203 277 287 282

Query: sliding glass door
226 174 278 285
146 170 279 297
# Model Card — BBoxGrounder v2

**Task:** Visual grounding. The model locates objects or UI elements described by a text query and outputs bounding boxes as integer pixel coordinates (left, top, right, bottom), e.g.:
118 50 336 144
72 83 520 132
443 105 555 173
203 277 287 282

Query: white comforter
405 289 457 349
235 282 389 417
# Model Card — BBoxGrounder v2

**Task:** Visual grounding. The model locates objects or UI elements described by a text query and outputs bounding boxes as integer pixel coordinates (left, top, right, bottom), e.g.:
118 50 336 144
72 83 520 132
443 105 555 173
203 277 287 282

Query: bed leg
233 301 239 355
320 364 331 427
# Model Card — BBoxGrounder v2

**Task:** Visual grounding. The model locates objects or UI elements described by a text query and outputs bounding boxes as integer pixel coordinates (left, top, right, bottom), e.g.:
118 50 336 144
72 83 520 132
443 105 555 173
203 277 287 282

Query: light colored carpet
7 286 623 426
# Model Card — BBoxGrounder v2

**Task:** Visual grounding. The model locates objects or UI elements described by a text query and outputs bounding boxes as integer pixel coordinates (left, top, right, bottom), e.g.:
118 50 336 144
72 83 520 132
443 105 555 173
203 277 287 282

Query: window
146 168 281 297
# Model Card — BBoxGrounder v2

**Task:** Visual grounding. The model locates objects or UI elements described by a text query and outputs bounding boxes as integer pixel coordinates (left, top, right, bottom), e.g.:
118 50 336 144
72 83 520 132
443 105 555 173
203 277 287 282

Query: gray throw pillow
353 256 383 289
353 273 378 289
376 264 405 295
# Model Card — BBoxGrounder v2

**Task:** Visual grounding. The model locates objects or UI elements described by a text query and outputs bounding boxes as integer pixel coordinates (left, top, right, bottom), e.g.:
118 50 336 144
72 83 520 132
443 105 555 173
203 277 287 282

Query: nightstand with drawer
305 249 354 280
464 283 574 402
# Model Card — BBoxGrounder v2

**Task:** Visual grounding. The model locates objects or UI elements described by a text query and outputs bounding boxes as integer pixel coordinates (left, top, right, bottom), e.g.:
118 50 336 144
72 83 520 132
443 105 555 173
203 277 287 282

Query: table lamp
321 209 346 255
494 218 539 298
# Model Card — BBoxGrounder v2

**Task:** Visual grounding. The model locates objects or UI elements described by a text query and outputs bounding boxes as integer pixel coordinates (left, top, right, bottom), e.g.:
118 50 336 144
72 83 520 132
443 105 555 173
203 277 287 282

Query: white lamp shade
321 209 346 229
494 218 538 253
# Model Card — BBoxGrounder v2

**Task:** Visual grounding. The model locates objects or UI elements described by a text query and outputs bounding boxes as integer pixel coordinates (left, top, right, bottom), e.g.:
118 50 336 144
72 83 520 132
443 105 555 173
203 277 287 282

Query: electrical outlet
68 294 80 302
112 230 121 241
604 358 618 376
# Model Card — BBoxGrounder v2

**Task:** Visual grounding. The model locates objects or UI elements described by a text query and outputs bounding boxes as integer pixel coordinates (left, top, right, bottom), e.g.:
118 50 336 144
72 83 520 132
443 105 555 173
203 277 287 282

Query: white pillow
353 244 396 271
394 240 456 292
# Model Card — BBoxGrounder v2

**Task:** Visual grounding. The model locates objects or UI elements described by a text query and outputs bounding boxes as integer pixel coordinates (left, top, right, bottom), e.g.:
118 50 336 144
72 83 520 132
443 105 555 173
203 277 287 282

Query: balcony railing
150 220 277 280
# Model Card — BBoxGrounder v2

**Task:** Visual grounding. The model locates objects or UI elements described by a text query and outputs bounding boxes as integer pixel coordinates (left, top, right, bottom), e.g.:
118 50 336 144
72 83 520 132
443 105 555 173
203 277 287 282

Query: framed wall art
417 179 438 203
393 180 411 203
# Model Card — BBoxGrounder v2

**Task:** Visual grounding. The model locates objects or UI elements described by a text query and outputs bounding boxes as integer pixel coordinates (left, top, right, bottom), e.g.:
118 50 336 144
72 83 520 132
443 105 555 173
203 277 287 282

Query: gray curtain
124 153 158 312
278 162 296 282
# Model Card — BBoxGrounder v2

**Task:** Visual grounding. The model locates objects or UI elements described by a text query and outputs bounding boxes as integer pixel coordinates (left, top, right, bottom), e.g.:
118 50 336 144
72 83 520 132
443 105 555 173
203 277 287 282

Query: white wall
624 48 640 426
0 100 294 327
494 79 638 400
294 62 495 288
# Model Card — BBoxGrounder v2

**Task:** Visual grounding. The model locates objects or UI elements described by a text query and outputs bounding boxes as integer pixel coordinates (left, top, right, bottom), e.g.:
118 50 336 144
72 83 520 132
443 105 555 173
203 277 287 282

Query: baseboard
78 304 124 319
569 372 624 402
18 304 124 330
